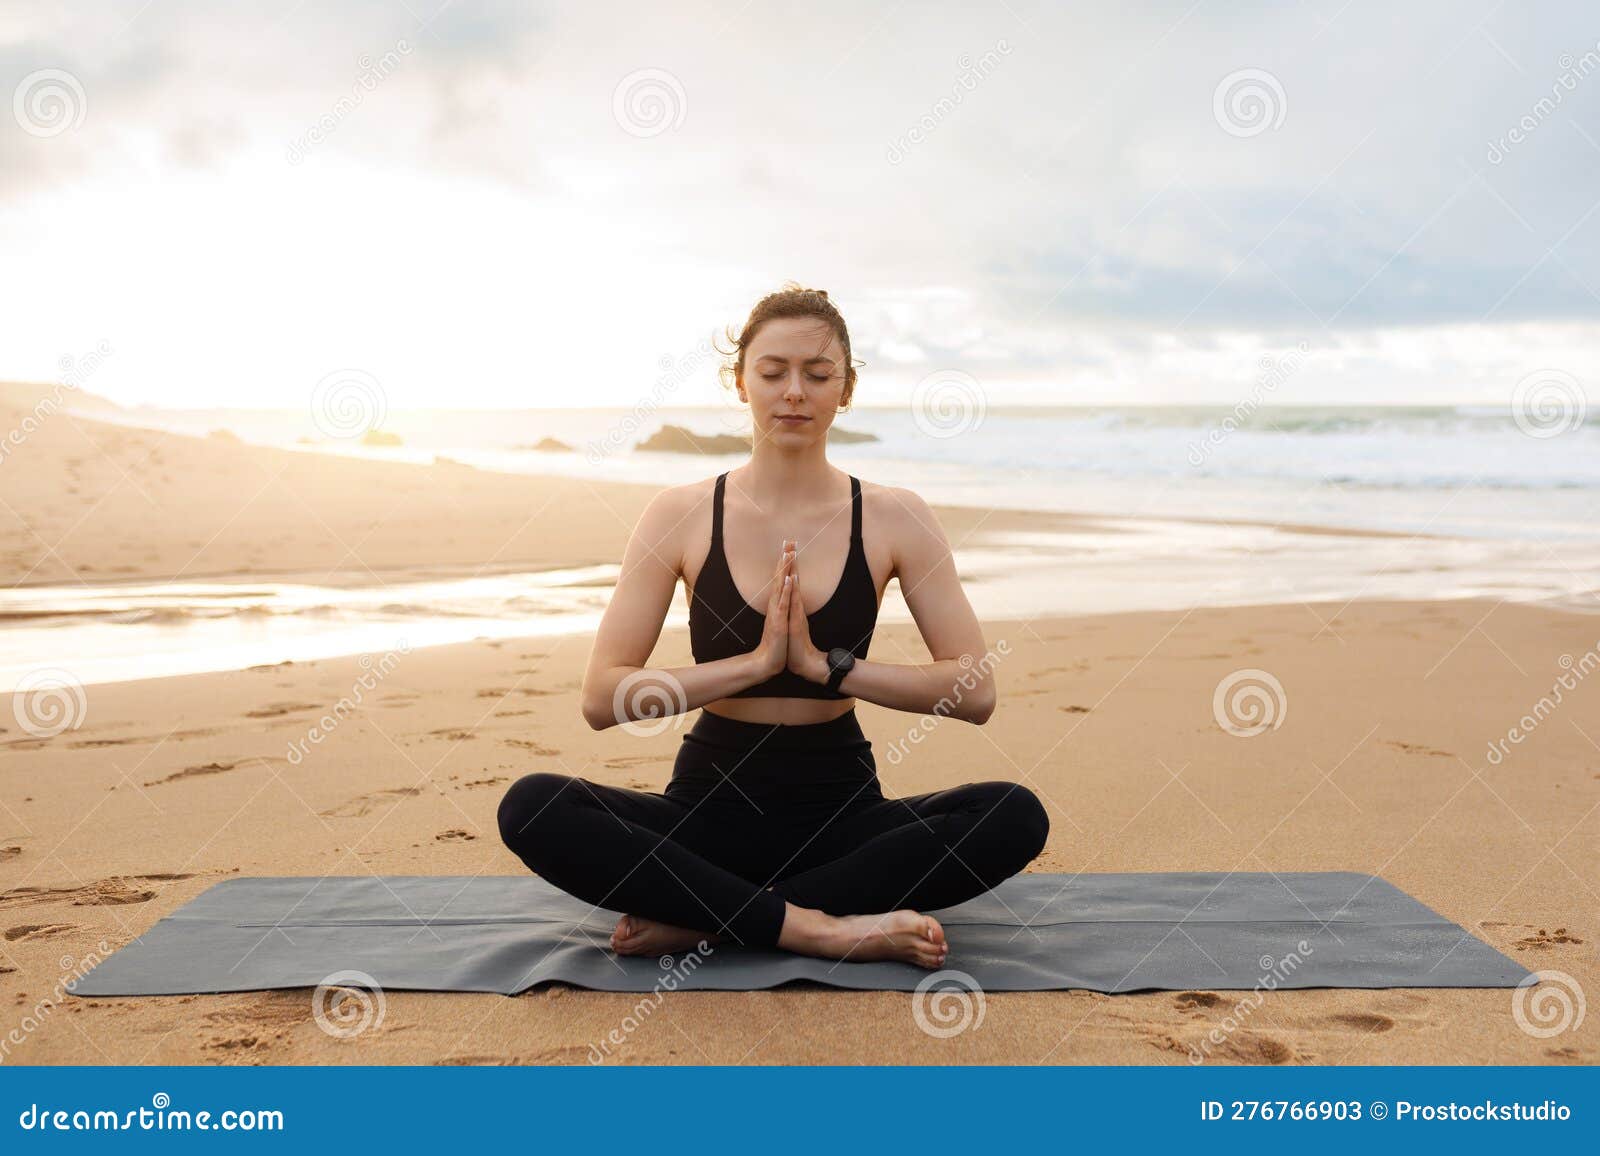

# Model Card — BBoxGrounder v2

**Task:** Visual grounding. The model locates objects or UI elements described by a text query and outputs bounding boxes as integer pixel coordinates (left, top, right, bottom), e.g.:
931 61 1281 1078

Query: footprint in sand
1150 1027 1297 1064
2 874 195 910
1511 926 1583 951
476 688 557 699
503 738 560 755
427 729 477 741
320 787 422 818
0 847 20 861
4 923 77 941
1058 705 1091 714
244 702 323 719
1219 1032 1297 1064
1174 991 1224 1010
435 829 477 842
47 726 224 751
203 993 314 1038
604 755 667 769
1324 1012 1395 1032
145 757 283 787
460 777 508 790
1384 739 1454 758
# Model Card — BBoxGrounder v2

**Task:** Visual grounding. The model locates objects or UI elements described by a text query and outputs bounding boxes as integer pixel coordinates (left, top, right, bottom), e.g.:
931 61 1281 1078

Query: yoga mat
68 871 1530 996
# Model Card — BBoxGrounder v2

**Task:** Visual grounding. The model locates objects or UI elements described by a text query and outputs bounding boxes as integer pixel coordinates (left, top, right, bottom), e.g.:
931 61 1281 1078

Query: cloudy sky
2 0 1597 409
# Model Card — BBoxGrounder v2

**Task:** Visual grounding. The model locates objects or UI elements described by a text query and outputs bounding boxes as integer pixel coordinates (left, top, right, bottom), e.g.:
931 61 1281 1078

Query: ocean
121 403 1600 541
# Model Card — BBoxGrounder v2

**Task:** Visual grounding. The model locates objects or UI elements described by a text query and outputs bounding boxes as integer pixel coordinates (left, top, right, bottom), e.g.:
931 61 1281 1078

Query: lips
776 415 810 422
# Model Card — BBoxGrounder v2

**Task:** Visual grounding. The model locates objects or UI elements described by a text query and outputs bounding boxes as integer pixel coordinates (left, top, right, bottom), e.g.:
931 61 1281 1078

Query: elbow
580 689 617 731
950 682 996 726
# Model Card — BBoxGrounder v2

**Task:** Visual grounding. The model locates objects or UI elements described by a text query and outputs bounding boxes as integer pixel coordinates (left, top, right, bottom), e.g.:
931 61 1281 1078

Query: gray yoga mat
68 871 1530 996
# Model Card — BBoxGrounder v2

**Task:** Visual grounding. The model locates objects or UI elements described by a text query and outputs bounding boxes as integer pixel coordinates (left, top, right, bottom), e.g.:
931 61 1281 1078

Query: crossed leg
497 772 1049 965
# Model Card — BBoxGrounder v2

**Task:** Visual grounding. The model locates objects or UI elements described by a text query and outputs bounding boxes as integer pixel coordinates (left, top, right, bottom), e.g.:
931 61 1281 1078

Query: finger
768 548 788 608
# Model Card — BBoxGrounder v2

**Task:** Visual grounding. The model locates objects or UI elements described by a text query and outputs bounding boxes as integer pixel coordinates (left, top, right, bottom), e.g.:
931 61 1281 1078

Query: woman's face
740 316 848 442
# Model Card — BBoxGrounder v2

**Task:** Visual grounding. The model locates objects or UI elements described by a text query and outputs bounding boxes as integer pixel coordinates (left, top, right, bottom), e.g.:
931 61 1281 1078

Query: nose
783 372 805 402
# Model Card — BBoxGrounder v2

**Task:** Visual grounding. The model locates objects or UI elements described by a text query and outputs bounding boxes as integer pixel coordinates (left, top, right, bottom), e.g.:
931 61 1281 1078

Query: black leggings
496 708 1050 948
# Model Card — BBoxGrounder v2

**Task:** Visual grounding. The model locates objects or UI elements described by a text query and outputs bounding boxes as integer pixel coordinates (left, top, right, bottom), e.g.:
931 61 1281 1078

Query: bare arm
580 487 798 731
788 488 998 724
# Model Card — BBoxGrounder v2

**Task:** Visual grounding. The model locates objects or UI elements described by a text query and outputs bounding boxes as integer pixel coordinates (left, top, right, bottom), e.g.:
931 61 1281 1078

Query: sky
1 0 1598 410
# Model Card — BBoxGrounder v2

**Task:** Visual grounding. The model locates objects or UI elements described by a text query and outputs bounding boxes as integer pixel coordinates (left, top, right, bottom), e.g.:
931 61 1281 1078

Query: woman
497 284 1049 968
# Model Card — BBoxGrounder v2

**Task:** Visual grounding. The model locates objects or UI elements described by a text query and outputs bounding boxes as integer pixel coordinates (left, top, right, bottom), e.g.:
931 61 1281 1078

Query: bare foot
781 906 948 969
611 913 721 957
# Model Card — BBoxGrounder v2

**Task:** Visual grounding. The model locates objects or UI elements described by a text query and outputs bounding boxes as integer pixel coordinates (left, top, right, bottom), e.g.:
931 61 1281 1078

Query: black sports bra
688 472 877 699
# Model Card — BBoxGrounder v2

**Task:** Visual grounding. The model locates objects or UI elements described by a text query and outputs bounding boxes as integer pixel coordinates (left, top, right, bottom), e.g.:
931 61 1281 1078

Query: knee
981 782 1050 864
496 771 576 851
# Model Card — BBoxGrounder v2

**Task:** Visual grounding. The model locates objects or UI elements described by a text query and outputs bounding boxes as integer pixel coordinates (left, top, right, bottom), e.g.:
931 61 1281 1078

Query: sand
1 399 1596 1065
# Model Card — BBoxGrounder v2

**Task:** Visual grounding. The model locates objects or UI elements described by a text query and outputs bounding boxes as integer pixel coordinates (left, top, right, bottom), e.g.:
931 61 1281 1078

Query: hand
751 540 795 680
786 556 830 684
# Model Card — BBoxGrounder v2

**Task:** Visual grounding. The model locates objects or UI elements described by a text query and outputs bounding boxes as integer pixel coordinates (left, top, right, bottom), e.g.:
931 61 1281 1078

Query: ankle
775 902 832 952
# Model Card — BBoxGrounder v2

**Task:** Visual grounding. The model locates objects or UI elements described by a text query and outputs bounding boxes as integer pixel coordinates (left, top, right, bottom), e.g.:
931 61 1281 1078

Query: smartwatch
824 647 856 693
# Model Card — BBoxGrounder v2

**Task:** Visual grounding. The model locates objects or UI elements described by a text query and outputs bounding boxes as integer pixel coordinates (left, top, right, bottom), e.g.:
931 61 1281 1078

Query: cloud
1 0 1597 405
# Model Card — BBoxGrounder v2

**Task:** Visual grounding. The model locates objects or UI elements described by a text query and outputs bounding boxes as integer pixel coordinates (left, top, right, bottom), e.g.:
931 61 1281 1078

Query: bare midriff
702 697 857 726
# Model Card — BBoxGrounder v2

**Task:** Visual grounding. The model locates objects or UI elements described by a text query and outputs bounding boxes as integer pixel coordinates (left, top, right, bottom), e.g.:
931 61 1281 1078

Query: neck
739 437 842 507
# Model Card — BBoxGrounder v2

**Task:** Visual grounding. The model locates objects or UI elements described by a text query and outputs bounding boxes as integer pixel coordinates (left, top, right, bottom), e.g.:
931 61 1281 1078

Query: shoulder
630 475 718 554
857 479 947 552
645 474 718 521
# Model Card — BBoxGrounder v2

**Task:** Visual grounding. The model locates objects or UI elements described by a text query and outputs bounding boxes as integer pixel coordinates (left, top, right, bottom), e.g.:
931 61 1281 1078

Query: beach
2 397 1596 1065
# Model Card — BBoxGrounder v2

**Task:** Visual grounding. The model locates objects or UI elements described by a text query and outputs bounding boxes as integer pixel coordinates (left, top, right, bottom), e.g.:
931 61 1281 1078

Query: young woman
497 284 1049 968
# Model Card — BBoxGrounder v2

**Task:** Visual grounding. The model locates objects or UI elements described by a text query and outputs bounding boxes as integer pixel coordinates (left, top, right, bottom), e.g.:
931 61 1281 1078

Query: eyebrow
754 354 836 365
